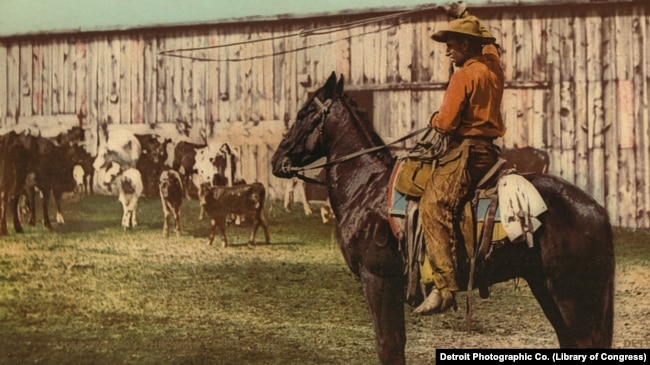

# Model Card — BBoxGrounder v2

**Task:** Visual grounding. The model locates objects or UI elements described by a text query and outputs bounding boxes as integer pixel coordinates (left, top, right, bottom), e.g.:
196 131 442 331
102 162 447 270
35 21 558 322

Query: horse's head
272 72 344 178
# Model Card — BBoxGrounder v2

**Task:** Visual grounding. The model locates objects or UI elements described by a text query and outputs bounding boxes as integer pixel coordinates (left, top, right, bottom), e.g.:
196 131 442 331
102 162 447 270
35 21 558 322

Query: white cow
93 129 142 183
102 162 143 230
283 176 334 224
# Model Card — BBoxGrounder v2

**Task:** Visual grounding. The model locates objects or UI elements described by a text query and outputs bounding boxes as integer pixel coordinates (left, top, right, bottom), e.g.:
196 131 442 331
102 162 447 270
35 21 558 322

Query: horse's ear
335 74 345 95
324 72 337 91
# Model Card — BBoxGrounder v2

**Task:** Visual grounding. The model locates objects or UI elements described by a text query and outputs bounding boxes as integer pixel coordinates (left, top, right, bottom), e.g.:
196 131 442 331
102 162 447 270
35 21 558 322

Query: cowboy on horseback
414 4 505 315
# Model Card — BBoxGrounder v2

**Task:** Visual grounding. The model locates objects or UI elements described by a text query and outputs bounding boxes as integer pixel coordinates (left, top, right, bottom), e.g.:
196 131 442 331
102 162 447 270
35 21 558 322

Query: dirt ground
0 196 648 365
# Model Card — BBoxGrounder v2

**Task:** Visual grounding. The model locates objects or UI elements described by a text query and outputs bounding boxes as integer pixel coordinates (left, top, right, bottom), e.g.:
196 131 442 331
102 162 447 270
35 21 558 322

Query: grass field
0 194 648 364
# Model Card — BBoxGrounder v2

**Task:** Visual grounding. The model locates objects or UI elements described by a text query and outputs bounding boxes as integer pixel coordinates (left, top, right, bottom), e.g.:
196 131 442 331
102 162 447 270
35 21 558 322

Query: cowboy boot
413 287 458 315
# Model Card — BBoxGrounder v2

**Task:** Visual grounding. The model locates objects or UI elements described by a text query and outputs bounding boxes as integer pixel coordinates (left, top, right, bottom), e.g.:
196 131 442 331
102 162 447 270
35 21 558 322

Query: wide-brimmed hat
431 16 496 44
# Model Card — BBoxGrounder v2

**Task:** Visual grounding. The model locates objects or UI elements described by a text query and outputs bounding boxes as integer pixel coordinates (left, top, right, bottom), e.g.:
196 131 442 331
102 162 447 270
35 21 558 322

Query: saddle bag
394 158 432 197
394 126 448 197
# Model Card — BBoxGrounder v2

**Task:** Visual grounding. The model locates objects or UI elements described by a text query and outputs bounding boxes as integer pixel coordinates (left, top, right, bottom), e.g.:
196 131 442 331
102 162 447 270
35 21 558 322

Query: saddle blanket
390 190 507 242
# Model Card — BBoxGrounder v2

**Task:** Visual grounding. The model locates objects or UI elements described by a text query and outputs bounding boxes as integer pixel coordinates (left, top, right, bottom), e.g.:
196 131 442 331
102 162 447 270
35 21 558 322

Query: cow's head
158 170 182 199
100 162 122 193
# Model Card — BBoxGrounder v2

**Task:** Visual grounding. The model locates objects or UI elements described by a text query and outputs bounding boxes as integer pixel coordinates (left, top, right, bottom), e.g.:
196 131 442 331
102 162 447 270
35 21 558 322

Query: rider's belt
449 135 495 148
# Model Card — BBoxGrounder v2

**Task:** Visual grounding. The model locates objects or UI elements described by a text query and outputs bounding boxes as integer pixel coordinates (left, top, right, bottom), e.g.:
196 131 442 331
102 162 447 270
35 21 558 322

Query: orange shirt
431 44 505 138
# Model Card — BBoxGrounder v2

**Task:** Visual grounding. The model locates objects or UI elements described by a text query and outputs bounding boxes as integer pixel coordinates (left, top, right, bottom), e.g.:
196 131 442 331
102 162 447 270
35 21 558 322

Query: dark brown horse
271 72 614 364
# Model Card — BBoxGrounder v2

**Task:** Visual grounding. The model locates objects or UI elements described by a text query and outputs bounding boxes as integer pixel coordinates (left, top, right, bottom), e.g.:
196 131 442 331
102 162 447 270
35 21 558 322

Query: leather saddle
388 158 547 307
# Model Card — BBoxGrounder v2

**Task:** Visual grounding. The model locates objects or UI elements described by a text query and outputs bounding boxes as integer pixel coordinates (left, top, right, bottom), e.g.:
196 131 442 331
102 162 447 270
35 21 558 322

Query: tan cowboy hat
431 16 496 44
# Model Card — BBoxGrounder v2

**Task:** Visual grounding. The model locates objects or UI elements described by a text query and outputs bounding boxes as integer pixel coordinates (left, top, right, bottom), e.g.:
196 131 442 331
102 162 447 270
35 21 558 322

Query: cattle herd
0 125 273 247
0 123 550 244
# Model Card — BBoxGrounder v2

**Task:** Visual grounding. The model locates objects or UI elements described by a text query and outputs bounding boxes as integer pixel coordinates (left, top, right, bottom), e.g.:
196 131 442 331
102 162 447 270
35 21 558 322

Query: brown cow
159 169 183 237
198 182 270 247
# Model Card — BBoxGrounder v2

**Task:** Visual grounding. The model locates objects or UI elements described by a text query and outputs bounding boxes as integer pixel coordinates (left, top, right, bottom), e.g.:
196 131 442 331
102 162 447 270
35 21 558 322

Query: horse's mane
340 92 388 151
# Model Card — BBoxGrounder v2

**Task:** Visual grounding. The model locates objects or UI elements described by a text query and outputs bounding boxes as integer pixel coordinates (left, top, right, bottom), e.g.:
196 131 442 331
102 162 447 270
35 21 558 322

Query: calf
135 134 172 198
159 170 183 237
102 163 143 230
172 141 207 199
0 131 86 234
198 182 270 248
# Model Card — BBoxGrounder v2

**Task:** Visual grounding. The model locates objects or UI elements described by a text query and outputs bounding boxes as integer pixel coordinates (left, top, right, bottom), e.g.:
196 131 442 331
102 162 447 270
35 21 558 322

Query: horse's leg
525 276 577 348
40 188 53 231
359 268 406 365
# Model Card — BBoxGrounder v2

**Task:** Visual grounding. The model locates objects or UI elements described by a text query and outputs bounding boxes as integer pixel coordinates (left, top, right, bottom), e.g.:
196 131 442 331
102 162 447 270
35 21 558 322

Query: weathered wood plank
63 39 75 114
86 38 99 153
170 33 183 124
131 36 144 125
206 30 220 124
51 40 63 115
143 35 158 124
157 34 170 125
601 11 619 225
617 79 636 227
120 35 132 124
530 12 547 82
75 40 87 124
6 43 20 120
181 32 193 125
632 5 648 228
285 24 298 123
336 25 351 83
217 28 230 124
97 36 109 125
349 19 365 85
0 43 7 125
362 22 377 85
546 10 562 176
32 43 43 116
559 81 576 183
192 32 207 128
107 36 121 125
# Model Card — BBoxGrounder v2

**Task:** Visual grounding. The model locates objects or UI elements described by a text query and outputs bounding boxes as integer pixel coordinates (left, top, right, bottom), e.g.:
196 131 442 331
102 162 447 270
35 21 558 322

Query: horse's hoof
479 285 490 299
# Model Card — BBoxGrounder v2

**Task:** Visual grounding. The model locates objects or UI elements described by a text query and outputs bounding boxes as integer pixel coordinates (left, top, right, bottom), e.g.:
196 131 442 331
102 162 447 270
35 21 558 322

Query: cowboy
414 7 505 315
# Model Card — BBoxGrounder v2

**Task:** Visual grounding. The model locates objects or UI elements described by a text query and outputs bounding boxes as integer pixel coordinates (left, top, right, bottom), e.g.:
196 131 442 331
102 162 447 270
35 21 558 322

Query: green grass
0 194 648 364
613 227 650 268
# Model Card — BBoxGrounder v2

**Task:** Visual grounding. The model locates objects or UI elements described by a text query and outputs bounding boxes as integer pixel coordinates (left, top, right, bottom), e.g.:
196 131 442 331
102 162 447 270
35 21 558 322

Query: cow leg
131 198 138 227
360 267 406 365
0 193 8 236
208 219 218 245
295 181 312 216
12 194 24 233
218 221 228 248
53 190 65 224
88 174 94 195
40 189 53 231
119 194 130 230
283 179 293 212
173 207 181 237
24 187 36 227
162 201 170 237
259 210 271 244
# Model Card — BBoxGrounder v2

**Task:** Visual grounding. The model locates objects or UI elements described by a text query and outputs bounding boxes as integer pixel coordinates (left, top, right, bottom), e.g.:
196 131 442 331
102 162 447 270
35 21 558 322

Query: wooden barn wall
0 2 648 228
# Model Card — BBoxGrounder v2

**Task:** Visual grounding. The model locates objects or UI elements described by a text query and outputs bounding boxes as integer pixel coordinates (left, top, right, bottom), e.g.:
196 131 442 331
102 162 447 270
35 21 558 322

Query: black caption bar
436 349 648 364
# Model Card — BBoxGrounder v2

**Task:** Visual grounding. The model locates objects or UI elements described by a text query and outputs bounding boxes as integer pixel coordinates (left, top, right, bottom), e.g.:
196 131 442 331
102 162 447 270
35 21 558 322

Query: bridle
285 95 428 184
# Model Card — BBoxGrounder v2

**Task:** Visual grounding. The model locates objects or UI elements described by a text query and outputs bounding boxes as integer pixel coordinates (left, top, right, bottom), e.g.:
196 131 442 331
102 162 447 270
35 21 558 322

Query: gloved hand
437 1 468 19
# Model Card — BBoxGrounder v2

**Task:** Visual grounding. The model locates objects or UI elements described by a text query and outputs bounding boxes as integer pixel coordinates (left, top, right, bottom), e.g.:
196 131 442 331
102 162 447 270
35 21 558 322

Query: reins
290 95 429 185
